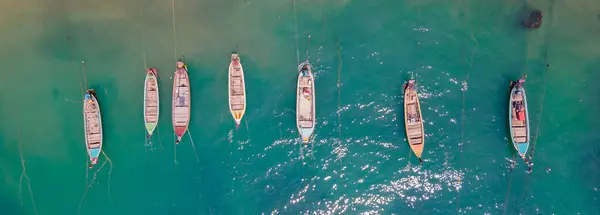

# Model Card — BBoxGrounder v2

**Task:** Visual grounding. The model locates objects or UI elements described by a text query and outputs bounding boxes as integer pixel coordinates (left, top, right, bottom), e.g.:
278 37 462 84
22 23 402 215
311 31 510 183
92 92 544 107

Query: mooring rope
502 154 518 215
528 0 555 174
292 0 300 65
336 40 343 164
171 0 178 61
456 22 479 215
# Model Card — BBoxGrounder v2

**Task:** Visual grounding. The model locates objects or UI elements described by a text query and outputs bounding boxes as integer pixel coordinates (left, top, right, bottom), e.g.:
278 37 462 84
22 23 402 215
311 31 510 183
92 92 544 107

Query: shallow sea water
0 0 600 214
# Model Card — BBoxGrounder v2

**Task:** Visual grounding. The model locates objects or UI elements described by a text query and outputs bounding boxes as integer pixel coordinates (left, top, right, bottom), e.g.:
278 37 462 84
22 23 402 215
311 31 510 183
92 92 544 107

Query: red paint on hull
175 126 187 137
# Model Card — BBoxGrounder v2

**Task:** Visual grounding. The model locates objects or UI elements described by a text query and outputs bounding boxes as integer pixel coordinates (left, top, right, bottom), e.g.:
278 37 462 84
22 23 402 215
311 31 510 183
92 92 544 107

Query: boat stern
145 123 157 136
174 126 187 143
410 143 424 158
517 142 529 158
88 148 101 165
299 127 314 143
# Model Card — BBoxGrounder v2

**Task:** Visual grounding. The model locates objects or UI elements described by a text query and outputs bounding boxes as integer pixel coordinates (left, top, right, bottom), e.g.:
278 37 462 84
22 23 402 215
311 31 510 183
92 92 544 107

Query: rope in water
527 0 555 174
336 40 343 164
455 29 478 213
503 154 518 215
292 0 300 65
171 0 178 62
81 61 89 90
413 7 421 82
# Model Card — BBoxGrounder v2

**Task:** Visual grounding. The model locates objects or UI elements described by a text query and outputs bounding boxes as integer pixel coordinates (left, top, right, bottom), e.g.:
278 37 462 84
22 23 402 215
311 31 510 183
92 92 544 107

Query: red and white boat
172 61 190 144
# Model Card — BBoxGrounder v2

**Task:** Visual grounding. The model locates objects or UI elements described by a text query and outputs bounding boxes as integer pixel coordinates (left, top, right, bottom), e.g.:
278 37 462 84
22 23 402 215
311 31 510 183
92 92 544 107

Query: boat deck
84 99 101 148
405 89 423 144
229 62 245 111
145 75 159 123
510 87 528 143
298 75 314 128
173 69 190 127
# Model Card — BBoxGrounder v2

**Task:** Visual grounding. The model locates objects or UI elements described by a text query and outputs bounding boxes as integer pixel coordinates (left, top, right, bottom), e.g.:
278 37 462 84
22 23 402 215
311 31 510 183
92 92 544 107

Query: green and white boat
144 68 159 137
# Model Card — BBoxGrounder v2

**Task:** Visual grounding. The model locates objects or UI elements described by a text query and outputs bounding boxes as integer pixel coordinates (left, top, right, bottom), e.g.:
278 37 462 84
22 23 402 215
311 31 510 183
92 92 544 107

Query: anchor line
517 2 556 203
336 40 343 164
171 0 178 61
527 0 555 174
140 7 147 69
81 61 89 90
456 23 479 215
67 37 85 98
503 154 518 215
413 7 421 81
292 0 300 65
305 35 311 62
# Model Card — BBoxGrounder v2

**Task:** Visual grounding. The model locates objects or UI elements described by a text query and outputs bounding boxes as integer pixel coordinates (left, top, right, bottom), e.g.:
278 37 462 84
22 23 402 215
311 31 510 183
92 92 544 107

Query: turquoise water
1 0 600 214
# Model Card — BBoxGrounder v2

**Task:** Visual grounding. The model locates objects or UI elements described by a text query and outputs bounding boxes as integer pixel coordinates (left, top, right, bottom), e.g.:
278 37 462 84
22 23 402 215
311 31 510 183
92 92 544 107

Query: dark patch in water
521 9 542 29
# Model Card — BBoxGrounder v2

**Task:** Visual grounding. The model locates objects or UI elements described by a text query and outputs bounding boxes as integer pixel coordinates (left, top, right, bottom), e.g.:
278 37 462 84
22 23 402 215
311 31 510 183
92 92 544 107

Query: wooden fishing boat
509 78 530 160
172 61 190 144
144 68 159 137
83 89 102 168
296 61 316 143
228 53 246 128
403 80 424 162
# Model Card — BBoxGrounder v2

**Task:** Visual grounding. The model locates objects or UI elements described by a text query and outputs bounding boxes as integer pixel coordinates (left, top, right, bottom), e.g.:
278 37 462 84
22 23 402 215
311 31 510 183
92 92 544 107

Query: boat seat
231 96 244 104
410 136 423 145
231 67 242 76
514 137 527 143
146 107 158 113
408 129 422 136
88 134 101 142
299 120 313 128
231 104 244 110
514 127 526 137
512 119 524 127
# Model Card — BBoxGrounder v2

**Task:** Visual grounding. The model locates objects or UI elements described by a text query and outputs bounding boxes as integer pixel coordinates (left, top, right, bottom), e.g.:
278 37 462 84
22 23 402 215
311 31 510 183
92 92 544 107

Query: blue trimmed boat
296 61 316 143
83 89 102 168
508 78 530 160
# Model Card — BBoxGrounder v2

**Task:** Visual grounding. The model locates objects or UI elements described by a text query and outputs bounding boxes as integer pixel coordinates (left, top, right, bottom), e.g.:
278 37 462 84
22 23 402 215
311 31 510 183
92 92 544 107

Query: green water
1 0 600 214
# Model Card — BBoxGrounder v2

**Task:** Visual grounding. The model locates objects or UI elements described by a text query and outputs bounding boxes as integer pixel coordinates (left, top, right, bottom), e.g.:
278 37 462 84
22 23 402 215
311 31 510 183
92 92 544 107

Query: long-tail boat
228 53 246 128
172 61 190 144
403 80 424 163
83 89 102 168
509 78 530 161
296 61 316 143
144 68 159 137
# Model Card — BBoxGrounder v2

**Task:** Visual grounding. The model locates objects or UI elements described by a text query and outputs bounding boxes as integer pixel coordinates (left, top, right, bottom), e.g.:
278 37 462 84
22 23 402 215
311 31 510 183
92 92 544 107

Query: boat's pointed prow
403 80 425 161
